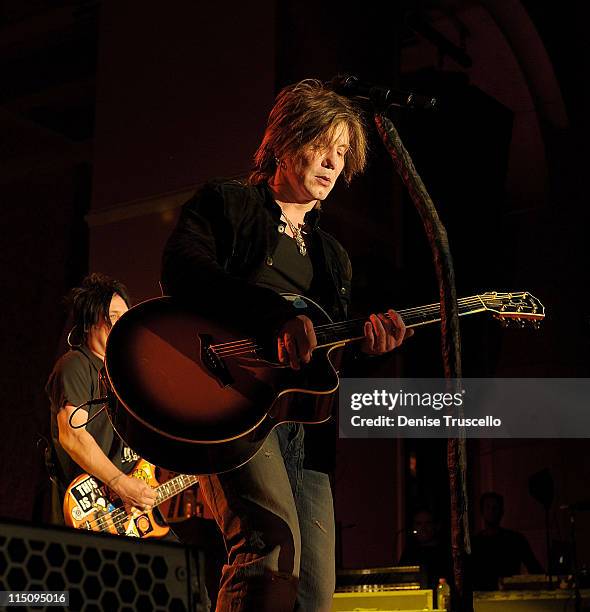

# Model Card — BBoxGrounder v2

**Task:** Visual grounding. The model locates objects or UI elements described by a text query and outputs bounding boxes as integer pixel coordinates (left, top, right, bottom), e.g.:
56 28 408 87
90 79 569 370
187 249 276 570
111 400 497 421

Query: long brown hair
249 79 368 185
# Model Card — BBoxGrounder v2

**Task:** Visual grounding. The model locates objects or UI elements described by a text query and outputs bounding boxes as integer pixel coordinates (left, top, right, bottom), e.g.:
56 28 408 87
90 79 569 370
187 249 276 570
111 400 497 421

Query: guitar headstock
479 291 545 329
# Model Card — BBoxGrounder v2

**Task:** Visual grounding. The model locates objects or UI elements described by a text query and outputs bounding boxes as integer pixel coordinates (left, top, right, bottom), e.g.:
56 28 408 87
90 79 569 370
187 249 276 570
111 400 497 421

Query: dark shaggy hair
66 272 130 346
249 79 368 185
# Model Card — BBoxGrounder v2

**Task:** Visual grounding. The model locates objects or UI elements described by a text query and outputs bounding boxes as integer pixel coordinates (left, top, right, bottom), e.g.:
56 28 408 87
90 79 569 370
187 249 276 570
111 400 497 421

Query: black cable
68 397 109 429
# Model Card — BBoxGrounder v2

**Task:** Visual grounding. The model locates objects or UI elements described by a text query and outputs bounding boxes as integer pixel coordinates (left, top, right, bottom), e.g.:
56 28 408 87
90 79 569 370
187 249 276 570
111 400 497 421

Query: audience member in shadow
471 491 544 590
400 509 452 589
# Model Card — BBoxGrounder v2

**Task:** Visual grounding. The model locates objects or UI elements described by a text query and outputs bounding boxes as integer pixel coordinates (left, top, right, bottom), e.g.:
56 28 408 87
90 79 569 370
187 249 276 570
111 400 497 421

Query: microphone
78 397 109 407
330 74 437 111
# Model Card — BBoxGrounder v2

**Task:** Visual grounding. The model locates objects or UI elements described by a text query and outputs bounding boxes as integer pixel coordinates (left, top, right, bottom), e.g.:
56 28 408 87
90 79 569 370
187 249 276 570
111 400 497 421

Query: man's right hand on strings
277 315 318 370
110 473 157 514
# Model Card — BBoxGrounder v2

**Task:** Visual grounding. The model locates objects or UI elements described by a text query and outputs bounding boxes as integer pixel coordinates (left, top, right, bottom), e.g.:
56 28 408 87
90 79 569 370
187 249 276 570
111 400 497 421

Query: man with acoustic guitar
162 79 412 611
46 273 156 522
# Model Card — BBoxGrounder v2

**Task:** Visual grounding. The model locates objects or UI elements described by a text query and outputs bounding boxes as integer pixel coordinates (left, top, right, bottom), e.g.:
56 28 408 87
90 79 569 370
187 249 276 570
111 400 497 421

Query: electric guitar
63 458 198 538
101 291 544 476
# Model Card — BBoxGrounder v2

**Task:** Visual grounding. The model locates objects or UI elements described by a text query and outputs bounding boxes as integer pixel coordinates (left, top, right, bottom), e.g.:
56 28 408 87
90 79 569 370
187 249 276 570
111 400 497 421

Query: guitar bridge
199 334 234 387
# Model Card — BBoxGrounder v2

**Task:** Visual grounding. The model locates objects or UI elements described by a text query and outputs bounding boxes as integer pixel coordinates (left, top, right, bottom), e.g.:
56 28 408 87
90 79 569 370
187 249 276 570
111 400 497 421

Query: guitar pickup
199 334 234 387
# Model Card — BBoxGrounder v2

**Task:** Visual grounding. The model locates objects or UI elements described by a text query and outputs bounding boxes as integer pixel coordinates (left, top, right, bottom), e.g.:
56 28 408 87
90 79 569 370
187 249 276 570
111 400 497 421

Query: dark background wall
1 0 589 573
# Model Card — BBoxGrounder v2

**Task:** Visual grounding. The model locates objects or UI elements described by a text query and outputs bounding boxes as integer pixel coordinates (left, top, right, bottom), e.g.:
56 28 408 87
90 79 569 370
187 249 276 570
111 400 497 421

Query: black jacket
161 179 353 334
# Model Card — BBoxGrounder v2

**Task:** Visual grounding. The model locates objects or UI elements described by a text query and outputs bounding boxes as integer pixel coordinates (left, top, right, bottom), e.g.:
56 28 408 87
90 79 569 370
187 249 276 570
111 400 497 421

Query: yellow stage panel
474 588 590 611
332 589 433 611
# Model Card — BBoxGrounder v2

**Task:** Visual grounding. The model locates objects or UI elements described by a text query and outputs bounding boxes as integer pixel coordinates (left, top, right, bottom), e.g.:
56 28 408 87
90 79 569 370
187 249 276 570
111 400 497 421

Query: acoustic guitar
101 292 544 475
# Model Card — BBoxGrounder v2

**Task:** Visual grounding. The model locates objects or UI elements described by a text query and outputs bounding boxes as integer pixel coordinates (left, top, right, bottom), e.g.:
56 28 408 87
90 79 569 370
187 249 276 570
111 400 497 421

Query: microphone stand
373 112 471 611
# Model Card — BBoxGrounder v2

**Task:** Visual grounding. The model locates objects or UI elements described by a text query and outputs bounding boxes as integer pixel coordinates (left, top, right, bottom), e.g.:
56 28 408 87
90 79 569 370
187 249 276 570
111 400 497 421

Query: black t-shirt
46 347 138 490
253 225 335 470
255 231 313 296
471 528 544 590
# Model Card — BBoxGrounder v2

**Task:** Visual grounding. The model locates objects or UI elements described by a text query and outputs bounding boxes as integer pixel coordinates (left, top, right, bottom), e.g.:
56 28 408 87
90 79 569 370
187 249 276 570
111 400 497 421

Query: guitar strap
75 346 121 464
41 433 66 494
40 433 68 525
70 347 139 473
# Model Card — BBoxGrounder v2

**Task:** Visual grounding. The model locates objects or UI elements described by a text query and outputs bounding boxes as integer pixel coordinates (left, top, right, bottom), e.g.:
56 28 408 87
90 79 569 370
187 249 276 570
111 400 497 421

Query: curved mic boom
329 74 437 111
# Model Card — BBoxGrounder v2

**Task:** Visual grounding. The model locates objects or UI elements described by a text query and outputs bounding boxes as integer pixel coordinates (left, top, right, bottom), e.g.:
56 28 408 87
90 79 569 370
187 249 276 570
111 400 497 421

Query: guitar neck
154 473 199 506
314 295 487 348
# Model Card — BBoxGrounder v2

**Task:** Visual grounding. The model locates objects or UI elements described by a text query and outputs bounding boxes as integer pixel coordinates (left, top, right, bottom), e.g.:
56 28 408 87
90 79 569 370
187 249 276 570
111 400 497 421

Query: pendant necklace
281 212 307 256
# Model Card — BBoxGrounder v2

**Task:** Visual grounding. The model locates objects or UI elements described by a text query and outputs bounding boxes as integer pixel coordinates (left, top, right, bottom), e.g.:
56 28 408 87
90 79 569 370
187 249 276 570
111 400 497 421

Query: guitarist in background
45 273 156 523
162 79 412 611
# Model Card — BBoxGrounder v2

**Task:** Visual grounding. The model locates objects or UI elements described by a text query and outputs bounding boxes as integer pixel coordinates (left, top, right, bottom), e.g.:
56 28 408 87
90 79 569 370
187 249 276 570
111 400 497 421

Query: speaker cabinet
0 519 207 611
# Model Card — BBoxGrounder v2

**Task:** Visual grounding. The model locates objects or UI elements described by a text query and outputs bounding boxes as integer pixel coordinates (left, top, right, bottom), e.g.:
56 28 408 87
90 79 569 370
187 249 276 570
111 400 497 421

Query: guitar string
211 298 535 359
210 294 532 353
85 481 193 534
210 297 488 355
84 481 185 533
214 312 541 360
212 298 492 357
82 475 198 533
212 312 493 358
211 296 511 348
